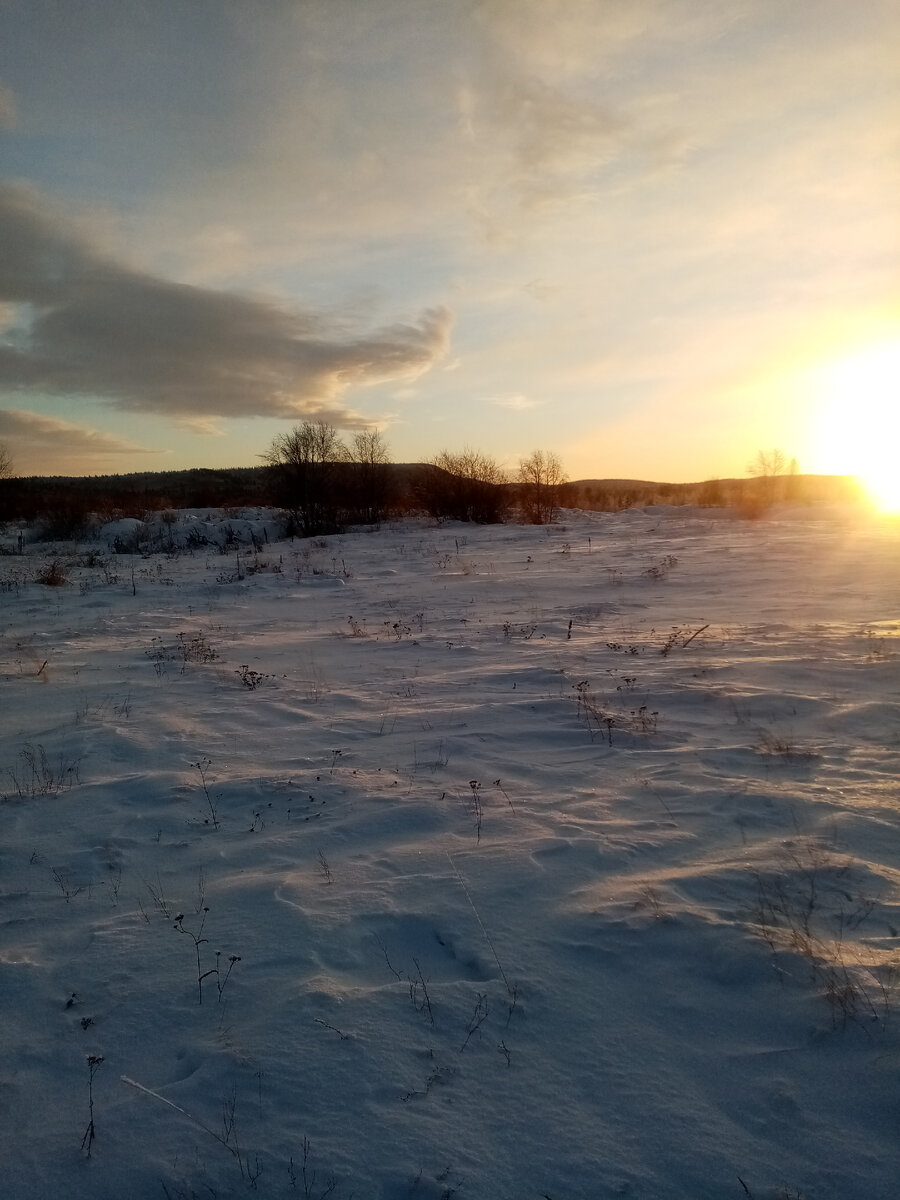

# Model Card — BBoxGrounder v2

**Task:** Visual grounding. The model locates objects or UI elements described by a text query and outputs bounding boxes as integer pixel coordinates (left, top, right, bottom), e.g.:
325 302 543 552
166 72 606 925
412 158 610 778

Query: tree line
0 425 569 535
0 430 863 537
262 424 567 535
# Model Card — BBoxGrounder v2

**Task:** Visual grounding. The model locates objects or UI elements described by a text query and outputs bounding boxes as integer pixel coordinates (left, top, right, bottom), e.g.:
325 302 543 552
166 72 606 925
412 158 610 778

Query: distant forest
0 461 864 540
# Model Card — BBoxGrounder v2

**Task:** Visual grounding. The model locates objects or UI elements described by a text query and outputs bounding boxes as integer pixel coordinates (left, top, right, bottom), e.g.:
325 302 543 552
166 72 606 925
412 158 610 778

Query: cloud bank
0 184 452 424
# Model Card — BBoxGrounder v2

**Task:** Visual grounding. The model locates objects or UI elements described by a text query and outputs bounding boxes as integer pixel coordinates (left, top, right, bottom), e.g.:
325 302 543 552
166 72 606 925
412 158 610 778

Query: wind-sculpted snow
1 506 898 1198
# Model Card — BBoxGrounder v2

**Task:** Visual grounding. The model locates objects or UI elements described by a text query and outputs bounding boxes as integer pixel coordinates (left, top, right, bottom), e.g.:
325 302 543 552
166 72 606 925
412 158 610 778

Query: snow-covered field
1 505 898 1200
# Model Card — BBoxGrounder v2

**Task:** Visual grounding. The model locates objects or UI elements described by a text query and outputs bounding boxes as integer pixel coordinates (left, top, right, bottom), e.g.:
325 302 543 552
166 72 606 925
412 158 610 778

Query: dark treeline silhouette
0 424 867 540
263 425 397 536
0 467 274 535
413 449 510 524
0 461 425 538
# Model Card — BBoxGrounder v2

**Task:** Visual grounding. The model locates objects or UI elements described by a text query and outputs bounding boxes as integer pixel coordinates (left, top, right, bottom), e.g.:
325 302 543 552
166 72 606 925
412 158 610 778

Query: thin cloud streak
494 394 539 411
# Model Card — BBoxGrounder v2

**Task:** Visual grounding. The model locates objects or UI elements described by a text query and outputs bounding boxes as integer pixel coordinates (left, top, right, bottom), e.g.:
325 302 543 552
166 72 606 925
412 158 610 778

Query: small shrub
6 743 80 798
81 1055 104 1158
754 730 817 761
177 631 218 665
644 554 678 581
628 705 658 733
236 665 271 690
36 559 69 587
573 679 616 744
750 842 895 1027
173 908 241 1004
192 756 220 829
502 620 536 641
659 623 709 656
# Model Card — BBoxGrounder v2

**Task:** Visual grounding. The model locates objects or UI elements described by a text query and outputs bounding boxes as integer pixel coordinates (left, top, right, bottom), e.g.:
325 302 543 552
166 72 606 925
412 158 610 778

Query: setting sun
810 341 900 512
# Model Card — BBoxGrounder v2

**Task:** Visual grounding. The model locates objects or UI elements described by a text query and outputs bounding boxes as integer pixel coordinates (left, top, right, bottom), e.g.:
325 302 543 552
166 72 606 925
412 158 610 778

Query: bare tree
0 441 13 524
747 448 788 479
263 421 347 535
415 447 509 523
747 447 793 507
347 428 393 524
517 449 567 524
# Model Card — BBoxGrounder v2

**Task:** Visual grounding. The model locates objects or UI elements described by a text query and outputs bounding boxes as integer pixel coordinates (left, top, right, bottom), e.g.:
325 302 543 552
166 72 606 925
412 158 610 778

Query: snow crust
1 507 899 1199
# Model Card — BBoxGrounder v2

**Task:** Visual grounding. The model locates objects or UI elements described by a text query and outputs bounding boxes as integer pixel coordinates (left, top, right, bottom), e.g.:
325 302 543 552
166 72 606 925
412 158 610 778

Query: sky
0 0 898 483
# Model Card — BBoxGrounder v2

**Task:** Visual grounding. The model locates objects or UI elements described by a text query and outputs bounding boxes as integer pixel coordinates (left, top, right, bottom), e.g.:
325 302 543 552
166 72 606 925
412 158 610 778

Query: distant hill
569 478 661 489
569 474 860 492
564 474 864 513
0 463 866 530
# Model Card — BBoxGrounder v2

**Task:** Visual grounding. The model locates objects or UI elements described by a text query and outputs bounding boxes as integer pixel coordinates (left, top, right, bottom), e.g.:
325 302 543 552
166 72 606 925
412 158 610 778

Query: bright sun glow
810 341 900 513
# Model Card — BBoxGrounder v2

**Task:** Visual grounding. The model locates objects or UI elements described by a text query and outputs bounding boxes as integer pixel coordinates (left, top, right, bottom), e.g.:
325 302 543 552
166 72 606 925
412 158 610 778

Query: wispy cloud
494 393 539 411
0 407 157 474
0 184 452 424
463 66 631 209
0 81 15 130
